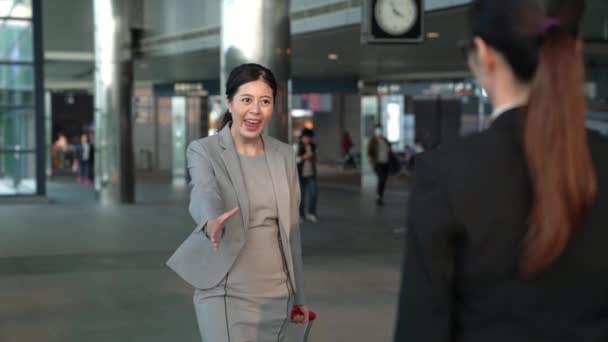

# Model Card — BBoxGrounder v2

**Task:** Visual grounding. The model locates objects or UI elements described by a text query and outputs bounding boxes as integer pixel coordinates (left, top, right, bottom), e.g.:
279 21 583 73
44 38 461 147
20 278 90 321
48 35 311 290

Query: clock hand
391 3 405 18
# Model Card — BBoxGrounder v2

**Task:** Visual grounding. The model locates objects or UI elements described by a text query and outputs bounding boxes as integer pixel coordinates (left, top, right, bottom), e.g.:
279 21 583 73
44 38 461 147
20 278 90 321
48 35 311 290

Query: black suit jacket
394 108 608 342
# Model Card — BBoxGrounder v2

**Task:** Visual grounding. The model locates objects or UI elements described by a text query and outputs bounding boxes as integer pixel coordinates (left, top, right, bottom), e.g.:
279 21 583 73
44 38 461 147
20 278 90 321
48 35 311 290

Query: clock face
374 0 418 36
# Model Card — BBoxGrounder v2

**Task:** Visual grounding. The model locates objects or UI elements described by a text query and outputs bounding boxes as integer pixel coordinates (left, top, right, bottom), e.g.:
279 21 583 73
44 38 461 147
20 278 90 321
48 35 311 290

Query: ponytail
221 110 233 129
521 29 597 274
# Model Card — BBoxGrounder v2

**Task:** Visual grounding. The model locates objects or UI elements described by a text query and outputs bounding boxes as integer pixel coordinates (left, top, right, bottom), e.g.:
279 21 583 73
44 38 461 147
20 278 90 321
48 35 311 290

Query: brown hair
470 0 597 274
522 27 597 275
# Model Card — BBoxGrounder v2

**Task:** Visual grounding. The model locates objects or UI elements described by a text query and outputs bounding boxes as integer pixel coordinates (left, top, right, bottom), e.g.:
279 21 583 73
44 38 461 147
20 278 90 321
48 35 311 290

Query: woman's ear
226 96 232 113
473 37 496 76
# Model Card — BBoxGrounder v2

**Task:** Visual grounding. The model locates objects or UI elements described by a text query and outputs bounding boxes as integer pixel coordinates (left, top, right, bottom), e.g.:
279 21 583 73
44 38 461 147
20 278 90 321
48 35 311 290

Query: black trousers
374 163 389 198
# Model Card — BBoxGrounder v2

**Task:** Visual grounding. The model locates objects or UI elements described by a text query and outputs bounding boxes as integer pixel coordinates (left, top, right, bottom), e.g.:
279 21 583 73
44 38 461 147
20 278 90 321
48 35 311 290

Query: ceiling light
427 32 440 39
291 109 313 118
11 4 32 18
328 53 339 60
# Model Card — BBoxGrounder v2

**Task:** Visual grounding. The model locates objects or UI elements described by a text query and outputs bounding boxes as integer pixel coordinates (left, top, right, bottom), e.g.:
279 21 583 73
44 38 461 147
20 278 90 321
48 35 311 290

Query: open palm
206 207 240 250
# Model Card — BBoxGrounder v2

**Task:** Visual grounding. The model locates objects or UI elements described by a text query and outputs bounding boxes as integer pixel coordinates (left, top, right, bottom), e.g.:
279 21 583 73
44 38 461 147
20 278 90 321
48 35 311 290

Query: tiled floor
0 175 409 342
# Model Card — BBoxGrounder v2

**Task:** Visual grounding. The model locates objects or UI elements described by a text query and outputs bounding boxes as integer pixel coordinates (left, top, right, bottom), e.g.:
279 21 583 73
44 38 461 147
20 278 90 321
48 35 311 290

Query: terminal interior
0 0 607 341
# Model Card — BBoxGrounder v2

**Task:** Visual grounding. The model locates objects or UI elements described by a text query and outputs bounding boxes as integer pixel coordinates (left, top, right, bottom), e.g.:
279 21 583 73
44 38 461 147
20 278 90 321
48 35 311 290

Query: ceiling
131 6 472 83
291 7 471 80
43 3 608 88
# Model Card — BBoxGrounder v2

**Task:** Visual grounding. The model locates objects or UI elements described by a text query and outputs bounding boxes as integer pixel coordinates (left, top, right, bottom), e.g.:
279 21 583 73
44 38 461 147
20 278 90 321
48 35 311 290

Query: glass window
0 107 36 149
0 20 33 62
0 64 34 106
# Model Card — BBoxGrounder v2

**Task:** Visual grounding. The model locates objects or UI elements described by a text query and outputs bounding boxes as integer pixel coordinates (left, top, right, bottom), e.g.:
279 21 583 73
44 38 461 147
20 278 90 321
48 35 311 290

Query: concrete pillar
44 91 52 177
33 0 46 196
221 0 291 142
93 0 135 204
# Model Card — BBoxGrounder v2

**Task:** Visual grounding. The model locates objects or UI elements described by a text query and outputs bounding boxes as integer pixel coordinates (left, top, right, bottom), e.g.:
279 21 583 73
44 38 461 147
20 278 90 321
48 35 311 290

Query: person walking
367 125 392 205
296 128 319 223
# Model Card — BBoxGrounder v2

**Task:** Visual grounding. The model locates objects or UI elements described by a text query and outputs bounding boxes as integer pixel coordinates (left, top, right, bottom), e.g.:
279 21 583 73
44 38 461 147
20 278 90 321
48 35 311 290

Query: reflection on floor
0 178 36 195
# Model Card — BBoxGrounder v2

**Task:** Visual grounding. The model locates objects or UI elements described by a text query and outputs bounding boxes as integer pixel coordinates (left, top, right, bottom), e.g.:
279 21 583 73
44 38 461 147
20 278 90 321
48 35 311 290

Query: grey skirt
194 224 292 342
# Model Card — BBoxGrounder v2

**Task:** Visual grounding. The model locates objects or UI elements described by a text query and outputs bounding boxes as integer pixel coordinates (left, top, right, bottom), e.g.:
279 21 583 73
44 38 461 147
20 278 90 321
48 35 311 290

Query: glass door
0 0 37 195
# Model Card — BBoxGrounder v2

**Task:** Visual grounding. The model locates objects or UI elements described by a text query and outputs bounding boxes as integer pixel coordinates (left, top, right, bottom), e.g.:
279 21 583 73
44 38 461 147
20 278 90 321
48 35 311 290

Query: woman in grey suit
167 63 310 341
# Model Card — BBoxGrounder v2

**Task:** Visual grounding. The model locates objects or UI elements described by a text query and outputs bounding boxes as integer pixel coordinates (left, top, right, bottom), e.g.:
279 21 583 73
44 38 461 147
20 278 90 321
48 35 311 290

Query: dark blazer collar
489 106 523 132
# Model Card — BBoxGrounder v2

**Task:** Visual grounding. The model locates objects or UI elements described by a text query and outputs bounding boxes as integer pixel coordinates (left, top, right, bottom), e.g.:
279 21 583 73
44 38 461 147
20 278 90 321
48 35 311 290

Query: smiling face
227 79 274 142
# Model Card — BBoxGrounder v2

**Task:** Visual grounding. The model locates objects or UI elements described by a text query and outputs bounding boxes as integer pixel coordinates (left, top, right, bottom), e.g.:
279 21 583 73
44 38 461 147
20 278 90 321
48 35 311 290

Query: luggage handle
291 306 317 321
291 306 317 342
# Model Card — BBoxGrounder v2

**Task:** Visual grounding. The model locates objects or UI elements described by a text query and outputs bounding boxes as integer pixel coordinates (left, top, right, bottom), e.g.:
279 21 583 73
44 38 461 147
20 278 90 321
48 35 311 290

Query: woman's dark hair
221 63 278 129
469 0 596 274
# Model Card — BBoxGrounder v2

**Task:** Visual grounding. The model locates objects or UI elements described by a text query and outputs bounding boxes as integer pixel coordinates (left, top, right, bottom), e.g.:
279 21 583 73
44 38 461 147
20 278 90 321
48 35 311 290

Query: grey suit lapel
218 126 249 233
264 137 291 240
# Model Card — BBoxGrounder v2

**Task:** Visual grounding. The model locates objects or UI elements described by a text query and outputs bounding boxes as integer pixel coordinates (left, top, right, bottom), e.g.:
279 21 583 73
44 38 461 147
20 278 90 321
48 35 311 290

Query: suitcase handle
291 306 317 321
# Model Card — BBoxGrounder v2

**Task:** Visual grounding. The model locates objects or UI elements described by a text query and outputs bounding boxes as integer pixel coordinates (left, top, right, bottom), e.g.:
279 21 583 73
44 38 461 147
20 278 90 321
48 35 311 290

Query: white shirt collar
490 102 525 123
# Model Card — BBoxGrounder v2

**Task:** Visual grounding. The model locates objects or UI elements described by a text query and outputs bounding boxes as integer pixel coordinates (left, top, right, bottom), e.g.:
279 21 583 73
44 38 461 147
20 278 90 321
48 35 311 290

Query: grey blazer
166 125 306 305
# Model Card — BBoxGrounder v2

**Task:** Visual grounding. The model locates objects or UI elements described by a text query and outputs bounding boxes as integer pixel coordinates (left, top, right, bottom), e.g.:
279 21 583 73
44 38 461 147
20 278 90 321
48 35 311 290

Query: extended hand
205 207 240 250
